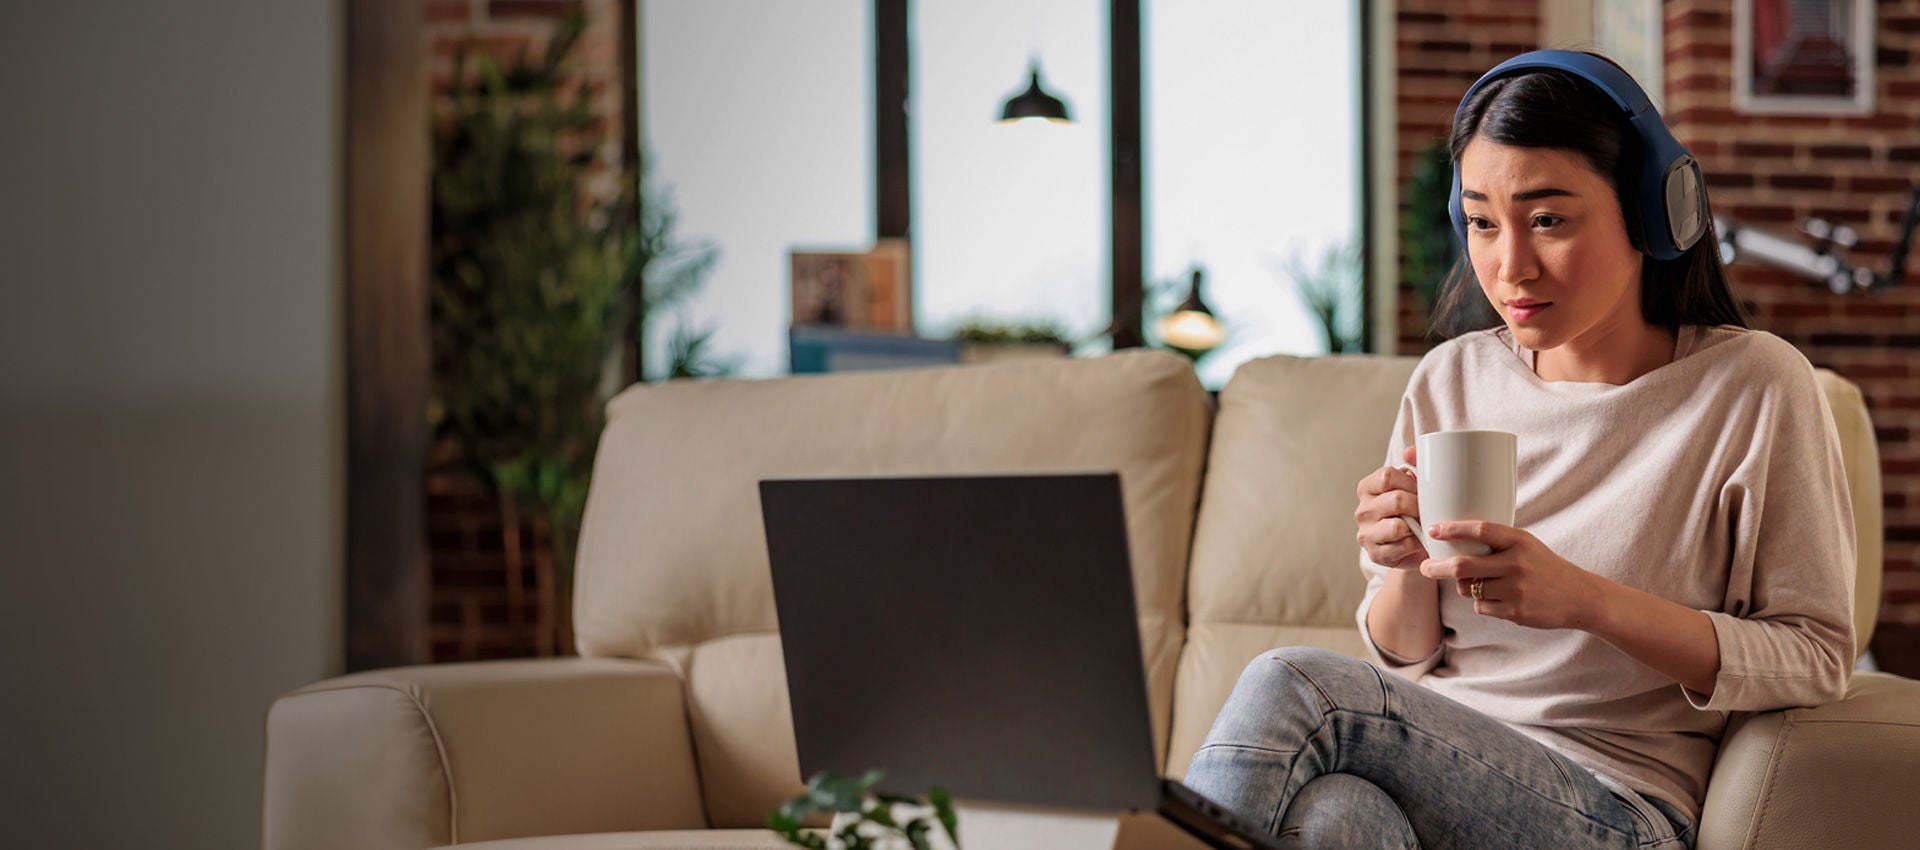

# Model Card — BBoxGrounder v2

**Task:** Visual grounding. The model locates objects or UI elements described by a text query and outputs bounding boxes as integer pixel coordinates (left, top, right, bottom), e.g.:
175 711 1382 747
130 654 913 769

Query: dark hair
1428 59 1747 340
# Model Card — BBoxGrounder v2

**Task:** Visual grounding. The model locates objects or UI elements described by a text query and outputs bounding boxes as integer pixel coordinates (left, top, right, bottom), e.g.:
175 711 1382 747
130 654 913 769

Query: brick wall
1392 0 1542 352
425 0 629 660
1392 0 1920 629
1663 0 1920 628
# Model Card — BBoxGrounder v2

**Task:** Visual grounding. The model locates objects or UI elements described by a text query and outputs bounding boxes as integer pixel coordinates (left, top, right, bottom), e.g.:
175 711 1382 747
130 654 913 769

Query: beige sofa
265 349 1920 850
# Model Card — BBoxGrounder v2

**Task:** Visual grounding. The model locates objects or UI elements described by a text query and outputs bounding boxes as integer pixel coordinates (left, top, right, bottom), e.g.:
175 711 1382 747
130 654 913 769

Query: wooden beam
345 0 430 671
1111 0 1144 349
1358 0 1376 353
619 0 646 383
876 0 910 240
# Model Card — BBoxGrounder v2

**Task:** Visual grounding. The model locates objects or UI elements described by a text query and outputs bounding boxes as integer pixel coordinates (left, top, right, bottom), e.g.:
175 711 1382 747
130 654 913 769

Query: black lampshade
999 61 1072 124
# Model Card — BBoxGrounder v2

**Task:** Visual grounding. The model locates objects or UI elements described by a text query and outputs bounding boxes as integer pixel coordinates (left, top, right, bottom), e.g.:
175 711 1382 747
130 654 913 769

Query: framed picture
1733 0 1876 116
789 238 913 332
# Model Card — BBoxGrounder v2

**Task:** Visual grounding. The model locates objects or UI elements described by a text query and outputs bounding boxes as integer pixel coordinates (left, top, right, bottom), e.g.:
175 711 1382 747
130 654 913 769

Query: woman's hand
1419 520 1605 631
1355 445 1428 570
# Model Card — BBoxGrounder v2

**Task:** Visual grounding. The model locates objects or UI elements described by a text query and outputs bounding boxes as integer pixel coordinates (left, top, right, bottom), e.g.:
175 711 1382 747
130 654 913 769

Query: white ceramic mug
1398 429 1517 560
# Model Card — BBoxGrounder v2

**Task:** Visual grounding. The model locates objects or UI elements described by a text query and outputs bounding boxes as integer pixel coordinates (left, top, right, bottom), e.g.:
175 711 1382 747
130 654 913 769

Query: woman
1181 51 1855 849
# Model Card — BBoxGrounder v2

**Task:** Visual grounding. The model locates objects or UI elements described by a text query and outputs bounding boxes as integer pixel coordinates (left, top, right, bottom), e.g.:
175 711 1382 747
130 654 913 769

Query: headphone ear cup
1663 156 1707 254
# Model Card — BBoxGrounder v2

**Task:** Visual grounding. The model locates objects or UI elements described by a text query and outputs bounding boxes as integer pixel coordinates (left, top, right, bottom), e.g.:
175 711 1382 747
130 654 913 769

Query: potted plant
953 319 1073 363
429 8 720 655
769 771 960 850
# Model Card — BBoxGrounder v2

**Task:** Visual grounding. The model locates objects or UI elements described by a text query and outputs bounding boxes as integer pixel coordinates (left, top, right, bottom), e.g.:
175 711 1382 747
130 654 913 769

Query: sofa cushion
1166 353 1417 777
573 349 1213 825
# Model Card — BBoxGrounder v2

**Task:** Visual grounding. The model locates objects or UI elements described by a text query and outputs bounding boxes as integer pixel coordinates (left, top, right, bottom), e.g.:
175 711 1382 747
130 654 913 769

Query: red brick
1689 139 1725 157
1879 48 1912 68
1849 176 1917 193
1733 141 1796 158
1843 114 1917 130
1811 332 1880 347
1398 11 1447 24
1668 107 1738 124
1405 39 1475 54
1759 114 1838 128
1673 8 1730 28
1667 42 1734 62
1844 301 1914 318
1810 144 1875 160
1771 303 1835 319
1461 14 1533 25
489 0 572 19
1707 172 1756 188
1890 80 1920 99
1731 203 1798 223
1886 15 1920 35
1770 174 1836 190
1890 146 1920 163
1668 73 1729 94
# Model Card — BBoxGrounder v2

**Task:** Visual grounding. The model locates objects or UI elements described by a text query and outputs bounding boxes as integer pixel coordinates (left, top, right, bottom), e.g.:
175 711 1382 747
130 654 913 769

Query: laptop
759 473 1283 850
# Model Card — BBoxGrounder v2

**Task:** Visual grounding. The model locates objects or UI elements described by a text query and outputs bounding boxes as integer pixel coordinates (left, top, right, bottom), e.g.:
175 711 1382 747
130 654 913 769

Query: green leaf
905 819 936 850
930 786 959 846
767 810 803 835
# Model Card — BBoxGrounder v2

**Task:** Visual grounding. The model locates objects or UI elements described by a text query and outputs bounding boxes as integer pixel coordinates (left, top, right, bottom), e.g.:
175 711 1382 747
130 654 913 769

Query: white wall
0 1 342 847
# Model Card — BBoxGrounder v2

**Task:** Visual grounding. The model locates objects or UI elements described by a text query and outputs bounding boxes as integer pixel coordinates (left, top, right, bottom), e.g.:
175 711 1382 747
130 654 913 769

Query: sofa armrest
264 657 706 850
1696 671 1920 850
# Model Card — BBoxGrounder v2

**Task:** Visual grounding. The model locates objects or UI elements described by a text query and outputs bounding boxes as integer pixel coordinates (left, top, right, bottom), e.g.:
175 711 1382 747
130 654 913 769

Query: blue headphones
1448 50 1707 262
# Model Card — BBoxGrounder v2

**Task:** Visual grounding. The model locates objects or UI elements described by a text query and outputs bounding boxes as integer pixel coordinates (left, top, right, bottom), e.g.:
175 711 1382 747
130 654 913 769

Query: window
1146 0 1365 387
641 0 874 378
910 0 1109 341
639 1 1366 384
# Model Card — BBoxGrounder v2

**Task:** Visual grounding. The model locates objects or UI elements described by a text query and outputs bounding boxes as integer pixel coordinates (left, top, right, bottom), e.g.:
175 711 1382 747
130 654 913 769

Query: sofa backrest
571 349 1212 828
1163 355 1884 779
1166 354 1419 778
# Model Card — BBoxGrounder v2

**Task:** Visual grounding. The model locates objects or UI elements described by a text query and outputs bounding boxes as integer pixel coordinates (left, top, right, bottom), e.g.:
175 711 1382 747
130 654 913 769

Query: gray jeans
1182 647 1695 849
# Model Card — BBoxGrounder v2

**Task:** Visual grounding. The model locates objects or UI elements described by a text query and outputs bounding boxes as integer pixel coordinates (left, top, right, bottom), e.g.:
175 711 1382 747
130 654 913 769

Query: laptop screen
759 473 1163 811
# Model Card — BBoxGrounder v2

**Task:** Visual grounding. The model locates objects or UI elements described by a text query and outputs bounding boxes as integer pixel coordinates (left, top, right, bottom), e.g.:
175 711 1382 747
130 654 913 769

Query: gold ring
1470 578 1485 600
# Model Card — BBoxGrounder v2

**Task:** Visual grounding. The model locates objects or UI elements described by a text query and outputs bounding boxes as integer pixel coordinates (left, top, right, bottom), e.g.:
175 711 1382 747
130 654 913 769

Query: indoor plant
429 8 718 654
769 771 960 850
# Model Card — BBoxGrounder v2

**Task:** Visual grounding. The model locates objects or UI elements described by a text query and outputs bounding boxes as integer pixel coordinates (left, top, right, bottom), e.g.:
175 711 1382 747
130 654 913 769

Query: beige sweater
1357 324 1856 821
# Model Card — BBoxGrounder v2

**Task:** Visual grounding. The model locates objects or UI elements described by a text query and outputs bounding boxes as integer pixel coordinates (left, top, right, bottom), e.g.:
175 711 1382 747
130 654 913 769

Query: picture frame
788 238 913 332
1733 0 1876 116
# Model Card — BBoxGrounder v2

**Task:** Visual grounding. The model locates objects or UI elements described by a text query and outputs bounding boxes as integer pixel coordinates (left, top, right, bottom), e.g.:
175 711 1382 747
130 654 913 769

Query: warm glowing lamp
1156 268 1223 357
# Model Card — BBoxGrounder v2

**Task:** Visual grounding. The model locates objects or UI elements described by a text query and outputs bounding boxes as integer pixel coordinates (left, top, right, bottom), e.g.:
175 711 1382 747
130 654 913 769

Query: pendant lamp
1156 268 1224 357
999 58 1073 124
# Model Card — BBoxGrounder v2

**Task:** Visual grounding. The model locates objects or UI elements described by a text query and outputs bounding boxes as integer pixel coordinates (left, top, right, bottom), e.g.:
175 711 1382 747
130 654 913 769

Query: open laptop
759 473 1282 850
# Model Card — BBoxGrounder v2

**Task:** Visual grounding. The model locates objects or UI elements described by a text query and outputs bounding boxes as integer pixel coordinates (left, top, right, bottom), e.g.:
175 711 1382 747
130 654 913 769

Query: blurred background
2 0 1917 846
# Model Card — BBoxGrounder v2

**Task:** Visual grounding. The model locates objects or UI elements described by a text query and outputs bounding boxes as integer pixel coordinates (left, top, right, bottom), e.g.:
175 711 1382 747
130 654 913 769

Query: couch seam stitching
1747 716 1793 848
392 684 458 845
279 683 462 841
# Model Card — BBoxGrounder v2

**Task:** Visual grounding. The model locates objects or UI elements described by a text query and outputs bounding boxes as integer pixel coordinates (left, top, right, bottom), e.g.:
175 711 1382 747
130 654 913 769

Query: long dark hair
1428 60 1747 340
